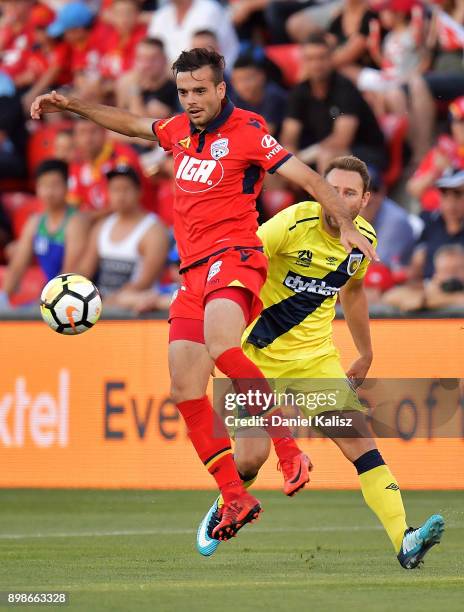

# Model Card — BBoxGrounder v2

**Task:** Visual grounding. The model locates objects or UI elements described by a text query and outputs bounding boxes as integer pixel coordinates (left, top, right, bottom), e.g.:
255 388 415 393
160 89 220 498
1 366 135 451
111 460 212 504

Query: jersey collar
189 98 235 135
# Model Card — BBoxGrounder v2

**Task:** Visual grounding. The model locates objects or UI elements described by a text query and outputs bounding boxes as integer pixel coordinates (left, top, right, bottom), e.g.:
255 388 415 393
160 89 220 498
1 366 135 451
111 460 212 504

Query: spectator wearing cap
148 0 239 67
68 118 150 219
77 165 169 308
407 96 464 212
20 3 73 113
0 159 87 308
231 53 288 137
362 167 418 268
100 0 147 82
280 33 387 174
46 1 103 80
409 169 464 281
357 0 435 165
116 38 178 121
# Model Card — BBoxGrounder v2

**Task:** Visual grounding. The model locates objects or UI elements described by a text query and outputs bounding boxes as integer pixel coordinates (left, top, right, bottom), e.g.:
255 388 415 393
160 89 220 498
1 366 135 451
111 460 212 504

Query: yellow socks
354 450 408 553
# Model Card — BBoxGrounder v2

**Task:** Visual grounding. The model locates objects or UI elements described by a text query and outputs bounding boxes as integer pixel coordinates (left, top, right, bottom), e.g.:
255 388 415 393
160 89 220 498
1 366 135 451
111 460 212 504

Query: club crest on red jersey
174 153 224 193
210 138 229 160
178 136 191 149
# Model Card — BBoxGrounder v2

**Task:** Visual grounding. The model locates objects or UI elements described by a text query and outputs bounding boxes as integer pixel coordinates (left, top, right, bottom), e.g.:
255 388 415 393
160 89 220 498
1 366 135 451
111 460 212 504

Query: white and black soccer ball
40 273 102 335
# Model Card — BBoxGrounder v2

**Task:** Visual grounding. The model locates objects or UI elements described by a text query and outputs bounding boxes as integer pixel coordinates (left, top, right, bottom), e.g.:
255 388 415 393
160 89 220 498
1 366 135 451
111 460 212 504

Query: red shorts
169 247 268 328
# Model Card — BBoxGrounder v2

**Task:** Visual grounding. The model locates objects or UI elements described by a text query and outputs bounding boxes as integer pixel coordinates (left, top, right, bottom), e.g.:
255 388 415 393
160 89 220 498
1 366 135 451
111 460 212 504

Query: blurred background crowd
0 0 464 315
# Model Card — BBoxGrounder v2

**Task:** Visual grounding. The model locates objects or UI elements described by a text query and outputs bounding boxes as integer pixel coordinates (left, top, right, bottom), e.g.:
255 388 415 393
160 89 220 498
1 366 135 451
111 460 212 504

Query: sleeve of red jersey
243 116 292 174
152 116 178 152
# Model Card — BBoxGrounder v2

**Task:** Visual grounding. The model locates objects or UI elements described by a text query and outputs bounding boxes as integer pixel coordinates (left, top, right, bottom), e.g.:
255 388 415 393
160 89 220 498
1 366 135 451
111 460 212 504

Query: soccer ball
40 273 102 335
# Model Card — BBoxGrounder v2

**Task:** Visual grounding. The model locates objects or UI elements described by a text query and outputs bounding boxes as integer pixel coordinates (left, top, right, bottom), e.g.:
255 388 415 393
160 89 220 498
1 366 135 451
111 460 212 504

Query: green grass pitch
0 490 462 611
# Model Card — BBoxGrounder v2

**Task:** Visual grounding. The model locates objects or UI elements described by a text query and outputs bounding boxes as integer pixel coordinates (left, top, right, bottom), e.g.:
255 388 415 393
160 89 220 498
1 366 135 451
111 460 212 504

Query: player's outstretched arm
276 156 378 261
339 278 373 387
30 91 158 141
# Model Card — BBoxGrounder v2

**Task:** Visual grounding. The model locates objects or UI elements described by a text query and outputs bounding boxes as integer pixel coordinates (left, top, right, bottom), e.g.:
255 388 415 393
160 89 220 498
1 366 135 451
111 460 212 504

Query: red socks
215 347 301 462
176 396 244 500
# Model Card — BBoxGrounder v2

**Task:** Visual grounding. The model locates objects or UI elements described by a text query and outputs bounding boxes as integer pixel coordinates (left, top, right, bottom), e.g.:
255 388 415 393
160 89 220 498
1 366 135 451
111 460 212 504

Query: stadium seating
2 192 43 238
265 45 303 87
379 114 409 188
27 121 73 176
0 265 45 306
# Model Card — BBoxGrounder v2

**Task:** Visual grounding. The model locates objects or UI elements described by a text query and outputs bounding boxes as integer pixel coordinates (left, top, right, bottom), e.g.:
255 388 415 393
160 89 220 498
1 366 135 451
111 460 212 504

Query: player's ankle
221 479 246 502
273 436 301 461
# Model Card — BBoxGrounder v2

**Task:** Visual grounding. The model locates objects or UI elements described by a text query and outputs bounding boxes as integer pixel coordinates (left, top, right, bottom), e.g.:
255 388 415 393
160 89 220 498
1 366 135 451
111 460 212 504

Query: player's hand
339 224 379 261
346 355 372 388
30 90 70 120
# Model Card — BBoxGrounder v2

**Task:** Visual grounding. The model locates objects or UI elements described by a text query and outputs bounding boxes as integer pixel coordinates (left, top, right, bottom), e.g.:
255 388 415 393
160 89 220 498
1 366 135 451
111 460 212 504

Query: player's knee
235 448 268 478
207 341 237 362
170 377 196 404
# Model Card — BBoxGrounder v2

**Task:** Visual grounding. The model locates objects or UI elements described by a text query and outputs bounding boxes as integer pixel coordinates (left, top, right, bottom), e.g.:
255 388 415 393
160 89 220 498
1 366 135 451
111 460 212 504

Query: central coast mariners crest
347 253 363 276
211 138 229 160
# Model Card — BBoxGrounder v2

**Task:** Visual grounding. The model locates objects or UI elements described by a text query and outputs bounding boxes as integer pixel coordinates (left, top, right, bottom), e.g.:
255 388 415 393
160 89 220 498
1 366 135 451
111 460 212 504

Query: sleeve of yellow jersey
352 233 378 280
256 207 294 259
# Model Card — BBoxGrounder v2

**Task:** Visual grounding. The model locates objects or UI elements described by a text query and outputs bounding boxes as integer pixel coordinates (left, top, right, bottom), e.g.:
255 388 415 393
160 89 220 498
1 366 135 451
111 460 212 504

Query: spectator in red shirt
0 0 35 88
46 1 103 79
68 118 149 219
407 96 464 211
100 0 147 82
20 3 73 112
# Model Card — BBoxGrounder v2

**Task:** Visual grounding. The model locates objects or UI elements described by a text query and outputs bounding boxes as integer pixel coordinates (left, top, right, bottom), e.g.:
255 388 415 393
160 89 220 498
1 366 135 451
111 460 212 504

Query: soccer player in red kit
31 48 377 541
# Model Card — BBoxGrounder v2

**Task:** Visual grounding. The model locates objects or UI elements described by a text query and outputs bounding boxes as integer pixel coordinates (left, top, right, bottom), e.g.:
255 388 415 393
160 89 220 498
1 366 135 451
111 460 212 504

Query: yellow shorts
242 344 364 418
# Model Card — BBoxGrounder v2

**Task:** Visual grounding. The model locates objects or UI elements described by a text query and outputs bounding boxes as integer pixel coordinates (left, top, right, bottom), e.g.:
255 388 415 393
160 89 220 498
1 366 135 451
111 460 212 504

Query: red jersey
26 41 73 87
0 22 34 80
70 25 107 76
153 100 292 269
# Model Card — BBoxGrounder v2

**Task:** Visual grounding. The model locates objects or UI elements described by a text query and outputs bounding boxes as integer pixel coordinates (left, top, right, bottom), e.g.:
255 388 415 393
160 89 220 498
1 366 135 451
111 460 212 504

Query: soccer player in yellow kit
197 156 444 568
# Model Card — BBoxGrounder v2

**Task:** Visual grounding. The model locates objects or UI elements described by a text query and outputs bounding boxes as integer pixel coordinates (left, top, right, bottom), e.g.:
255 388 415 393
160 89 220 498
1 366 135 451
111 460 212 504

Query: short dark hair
305 32 330 48
36 159 68 183
139 37 165 52
172 48 225 85
233 53 265 72
324 156 370 193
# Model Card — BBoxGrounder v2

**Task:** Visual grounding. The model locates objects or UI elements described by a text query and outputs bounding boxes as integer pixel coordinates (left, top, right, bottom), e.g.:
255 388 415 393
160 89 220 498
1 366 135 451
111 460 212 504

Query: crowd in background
0 0 464 315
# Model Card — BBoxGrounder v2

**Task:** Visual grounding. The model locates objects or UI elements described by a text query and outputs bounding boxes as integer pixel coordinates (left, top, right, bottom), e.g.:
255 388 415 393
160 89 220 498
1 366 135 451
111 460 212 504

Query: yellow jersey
243 201 377 361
